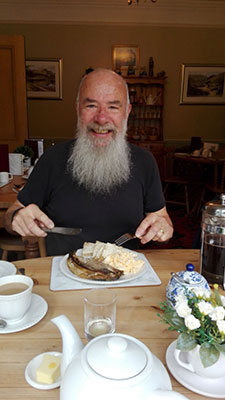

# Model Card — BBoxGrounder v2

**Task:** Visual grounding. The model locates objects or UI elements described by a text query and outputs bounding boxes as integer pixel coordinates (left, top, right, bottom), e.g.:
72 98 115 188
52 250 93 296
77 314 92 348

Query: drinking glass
83 288 116 341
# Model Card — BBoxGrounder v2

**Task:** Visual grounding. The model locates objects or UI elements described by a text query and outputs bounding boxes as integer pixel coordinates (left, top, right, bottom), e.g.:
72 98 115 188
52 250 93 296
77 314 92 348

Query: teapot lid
86 335 149 379
172 264 206 286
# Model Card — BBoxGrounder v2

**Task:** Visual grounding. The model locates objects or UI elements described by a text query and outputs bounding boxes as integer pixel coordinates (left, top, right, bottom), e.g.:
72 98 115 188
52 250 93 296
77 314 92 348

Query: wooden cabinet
0 35 28 152
129 139 165 179
125 76 166 177
125 76 166 142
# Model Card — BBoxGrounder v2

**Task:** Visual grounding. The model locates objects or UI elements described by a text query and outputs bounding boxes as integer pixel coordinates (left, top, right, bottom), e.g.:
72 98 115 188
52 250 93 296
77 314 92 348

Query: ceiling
0 0 225 27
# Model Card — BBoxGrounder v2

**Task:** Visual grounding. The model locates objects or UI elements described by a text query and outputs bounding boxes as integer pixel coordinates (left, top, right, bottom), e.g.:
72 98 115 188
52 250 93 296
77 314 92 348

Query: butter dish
25 351 62 390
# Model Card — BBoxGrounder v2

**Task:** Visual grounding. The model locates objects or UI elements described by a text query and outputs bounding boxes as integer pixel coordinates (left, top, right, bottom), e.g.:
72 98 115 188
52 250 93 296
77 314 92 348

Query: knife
42 227 82 235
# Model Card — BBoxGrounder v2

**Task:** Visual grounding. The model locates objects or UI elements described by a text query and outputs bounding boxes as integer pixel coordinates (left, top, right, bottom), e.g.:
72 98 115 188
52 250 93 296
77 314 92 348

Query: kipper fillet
67 252 124 281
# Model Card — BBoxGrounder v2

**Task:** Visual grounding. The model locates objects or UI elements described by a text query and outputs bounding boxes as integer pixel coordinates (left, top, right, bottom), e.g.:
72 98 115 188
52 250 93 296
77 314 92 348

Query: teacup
0 275 33 322
0 171 13 184
174 345 225 379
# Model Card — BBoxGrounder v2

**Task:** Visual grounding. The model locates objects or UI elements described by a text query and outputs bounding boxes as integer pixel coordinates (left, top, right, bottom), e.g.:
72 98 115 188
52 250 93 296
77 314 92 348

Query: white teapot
52 315 189 400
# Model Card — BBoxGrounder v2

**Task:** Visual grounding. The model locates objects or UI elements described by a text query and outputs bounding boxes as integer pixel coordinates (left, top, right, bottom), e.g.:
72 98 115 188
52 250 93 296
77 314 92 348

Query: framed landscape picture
180 64 225 104
26 58 63 99
112 45 139 71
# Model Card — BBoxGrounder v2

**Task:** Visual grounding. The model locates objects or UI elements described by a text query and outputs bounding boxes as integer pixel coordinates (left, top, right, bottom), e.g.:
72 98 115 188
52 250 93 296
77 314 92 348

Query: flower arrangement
14 145 34 159
158 285 225 368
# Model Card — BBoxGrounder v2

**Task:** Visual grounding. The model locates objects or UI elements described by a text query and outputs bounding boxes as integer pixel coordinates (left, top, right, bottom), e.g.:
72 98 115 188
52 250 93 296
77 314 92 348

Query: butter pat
36 354 61 384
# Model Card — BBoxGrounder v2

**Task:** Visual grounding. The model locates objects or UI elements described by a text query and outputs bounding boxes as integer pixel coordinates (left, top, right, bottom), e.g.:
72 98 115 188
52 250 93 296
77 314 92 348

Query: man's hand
135 207 173 244
5 200 54 237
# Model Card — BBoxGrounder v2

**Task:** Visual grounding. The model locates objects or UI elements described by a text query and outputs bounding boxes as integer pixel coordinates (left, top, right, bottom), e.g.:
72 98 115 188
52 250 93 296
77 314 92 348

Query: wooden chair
0 230 47 260
196 160 225 215
162 149 190 214
0 229 25 260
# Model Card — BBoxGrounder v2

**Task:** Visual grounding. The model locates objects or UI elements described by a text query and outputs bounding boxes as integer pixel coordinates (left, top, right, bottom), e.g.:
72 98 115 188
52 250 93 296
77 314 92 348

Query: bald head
77 68 130 112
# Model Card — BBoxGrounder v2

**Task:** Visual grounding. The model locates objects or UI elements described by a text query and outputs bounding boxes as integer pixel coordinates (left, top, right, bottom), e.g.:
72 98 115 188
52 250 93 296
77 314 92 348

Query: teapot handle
152 390 189 399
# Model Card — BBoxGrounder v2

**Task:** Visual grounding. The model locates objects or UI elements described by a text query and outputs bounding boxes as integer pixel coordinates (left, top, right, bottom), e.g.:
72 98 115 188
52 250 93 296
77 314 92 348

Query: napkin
9 153 24 175
50 255 161 291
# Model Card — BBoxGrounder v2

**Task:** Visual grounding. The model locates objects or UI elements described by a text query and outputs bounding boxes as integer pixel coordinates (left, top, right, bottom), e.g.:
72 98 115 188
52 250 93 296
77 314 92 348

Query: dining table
0 248 219 400
173 153 225 214
174 153 225 187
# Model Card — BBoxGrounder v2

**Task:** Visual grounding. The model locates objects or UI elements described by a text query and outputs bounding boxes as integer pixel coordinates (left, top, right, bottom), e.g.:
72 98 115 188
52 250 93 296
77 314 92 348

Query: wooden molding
0 0 225 27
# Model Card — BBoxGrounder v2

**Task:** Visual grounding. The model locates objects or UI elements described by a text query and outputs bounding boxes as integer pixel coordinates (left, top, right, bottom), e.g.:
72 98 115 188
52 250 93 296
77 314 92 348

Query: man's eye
86 104 96 109
109 105 119 110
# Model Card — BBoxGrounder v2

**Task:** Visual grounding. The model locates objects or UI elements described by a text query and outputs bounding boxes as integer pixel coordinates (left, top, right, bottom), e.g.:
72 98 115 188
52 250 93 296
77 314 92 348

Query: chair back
218 161 225 191
162 148 175 180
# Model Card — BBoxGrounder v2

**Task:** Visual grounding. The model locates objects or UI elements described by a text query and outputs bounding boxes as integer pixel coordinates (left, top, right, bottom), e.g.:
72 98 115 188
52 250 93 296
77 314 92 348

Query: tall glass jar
200 193 225 284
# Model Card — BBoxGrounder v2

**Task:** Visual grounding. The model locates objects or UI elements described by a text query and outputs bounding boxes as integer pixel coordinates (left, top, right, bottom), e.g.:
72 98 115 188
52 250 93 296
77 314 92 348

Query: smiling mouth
87 125 114 136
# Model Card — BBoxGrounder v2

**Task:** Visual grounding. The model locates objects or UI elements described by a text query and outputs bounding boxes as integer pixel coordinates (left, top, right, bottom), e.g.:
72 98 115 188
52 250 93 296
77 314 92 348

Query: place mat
50 255 161 291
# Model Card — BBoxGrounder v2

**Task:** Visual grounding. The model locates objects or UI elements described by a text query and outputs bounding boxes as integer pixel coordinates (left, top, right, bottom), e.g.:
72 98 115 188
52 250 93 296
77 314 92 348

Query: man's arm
4 200 54 237
135 206 173 244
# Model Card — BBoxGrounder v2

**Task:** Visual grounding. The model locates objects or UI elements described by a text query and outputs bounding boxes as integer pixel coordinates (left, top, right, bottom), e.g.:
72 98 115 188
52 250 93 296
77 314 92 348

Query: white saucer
0 260 17 277
166 340 225 398
0 293 48 334
25 351 62 390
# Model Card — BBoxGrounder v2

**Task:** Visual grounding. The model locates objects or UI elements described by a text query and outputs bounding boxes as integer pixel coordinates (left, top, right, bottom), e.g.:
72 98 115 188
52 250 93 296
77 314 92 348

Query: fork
114 232 137 246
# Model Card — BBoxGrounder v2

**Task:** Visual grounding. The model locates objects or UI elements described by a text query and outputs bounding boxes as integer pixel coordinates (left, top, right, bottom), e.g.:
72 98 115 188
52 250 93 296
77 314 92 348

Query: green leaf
214 342 225 355
214 288 223 306
176 332 197 351
200 342 220 368
163 310 185 330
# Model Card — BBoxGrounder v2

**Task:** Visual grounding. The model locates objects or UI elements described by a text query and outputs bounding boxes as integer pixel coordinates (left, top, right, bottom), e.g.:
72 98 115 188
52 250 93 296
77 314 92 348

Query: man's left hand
135 207 174 244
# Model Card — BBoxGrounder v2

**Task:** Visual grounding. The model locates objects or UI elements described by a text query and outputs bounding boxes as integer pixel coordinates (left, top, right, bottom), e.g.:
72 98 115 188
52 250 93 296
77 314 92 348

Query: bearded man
5 68 173 256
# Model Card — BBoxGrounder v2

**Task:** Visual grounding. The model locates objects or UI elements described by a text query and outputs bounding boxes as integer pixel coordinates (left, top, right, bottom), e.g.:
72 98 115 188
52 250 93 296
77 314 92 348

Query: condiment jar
200 193 225 284
166 263 210 306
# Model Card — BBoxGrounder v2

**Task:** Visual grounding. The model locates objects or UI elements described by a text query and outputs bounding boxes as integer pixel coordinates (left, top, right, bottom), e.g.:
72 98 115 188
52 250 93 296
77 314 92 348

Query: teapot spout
51 314 84 377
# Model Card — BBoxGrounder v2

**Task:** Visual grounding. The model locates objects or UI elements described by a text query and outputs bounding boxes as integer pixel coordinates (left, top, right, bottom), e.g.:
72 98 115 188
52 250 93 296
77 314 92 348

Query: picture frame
25 58 63 99
112 45 139 71
180 64 225 105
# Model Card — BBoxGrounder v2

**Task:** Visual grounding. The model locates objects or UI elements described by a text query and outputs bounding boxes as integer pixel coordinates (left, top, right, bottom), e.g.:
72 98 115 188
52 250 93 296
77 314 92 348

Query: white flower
175 294 188 305
220 296 225 307
209 306 225 321
175 301 192 318
192 288 211 299
197 300 213 316
217 320 225 334
184 314 201 330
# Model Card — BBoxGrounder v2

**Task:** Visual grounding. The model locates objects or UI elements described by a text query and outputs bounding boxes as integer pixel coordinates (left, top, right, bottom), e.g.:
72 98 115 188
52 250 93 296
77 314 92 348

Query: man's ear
127 103 132 118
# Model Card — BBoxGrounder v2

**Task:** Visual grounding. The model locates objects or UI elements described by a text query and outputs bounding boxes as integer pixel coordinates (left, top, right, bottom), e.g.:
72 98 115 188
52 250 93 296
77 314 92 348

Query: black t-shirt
18 140 165 256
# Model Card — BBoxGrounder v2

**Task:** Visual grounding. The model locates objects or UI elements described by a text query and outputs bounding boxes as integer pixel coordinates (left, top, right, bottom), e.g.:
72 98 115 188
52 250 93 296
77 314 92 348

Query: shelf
126 76 166 143
125 77 166 85
130 103 163 107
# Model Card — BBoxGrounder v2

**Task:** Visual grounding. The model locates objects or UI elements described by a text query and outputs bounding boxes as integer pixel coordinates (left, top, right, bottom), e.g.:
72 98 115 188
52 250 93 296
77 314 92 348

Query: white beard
67 120 131 195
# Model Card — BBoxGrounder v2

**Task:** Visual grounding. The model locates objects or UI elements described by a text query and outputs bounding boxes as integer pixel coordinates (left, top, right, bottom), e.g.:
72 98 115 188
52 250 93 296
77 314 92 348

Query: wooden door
0 35 28 152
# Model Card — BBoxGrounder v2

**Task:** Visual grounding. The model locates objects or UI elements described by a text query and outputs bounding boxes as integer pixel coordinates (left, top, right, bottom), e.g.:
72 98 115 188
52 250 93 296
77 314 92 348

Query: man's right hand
5 200 54 237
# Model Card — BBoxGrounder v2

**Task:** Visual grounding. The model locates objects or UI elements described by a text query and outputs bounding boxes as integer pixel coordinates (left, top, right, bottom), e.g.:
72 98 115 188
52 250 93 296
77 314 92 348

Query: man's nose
93 107 109 125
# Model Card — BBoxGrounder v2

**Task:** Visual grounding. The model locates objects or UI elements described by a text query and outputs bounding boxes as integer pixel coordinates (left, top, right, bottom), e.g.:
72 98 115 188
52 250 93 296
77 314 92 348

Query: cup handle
9 173 13 181
174 349 195 373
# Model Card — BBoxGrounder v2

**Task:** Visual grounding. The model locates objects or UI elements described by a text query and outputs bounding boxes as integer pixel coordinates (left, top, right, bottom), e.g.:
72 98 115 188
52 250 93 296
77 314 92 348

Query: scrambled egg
82 241 144 275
